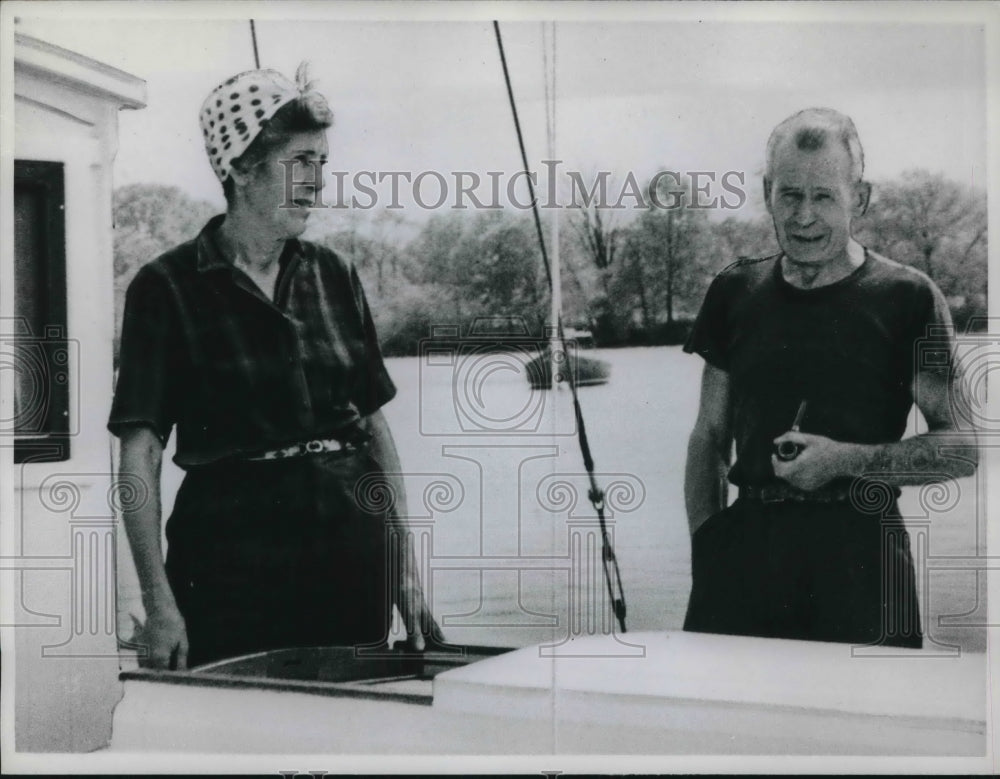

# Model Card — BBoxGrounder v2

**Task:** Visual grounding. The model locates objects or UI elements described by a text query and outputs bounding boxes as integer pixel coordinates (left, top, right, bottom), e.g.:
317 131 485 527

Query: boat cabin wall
8 33 146 753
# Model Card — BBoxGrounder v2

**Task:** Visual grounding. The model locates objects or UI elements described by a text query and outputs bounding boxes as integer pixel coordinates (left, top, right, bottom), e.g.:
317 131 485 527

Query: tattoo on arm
863 432 977 485
858 364 978 484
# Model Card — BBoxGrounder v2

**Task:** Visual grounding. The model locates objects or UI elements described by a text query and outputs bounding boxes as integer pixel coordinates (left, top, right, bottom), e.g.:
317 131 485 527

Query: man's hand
771 431 859 491
773 367 978 492
138 606 189 670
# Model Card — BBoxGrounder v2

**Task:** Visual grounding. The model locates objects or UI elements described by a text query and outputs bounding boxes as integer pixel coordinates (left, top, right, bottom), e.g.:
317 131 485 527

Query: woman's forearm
119 427 177 615
364 409 440 640
365 409 408 518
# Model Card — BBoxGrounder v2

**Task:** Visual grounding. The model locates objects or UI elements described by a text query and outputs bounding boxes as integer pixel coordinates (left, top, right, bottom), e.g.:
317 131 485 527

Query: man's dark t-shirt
684 249 955 488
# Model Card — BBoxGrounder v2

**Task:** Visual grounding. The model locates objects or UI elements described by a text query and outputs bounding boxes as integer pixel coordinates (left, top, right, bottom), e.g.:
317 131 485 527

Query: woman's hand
390 515 447 651
396 576 446 651
120 426 191 669
365 410 447 650
138 606 189 670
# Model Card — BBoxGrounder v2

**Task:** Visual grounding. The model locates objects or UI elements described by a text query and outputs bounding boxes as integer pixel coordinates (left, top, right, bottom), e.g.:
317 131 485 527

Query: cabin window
11 160 70 463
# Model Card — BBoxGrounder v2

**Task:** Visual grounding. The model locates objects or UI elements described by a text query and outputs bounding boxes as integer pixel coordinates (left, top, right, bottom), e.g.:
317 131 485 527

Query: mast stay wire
244 17 627 634
494 21 627 634
542 23 556 165
250 20 261 69
494 22 552 291
542 22 560 394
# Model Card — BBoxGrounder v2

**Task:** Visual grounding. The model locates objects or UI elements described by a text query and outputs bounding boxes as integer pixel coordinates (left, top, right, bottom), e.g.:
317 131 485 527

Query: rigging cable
542 22 560 392
493 21 552 289
250 20 261 69
493 21 627 633
542 22 556 165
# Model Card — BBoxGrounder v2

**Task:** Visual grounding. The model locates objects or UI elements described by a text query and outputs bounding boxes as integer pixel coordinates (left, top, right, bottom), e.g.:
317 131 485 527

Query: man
682 107 977 647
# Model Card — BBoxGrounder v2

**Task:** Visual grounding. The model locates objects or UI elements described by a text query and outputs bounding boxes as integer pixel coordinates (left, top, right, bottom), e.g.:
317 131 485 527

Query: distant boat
526 343 610 390
563 326 595 348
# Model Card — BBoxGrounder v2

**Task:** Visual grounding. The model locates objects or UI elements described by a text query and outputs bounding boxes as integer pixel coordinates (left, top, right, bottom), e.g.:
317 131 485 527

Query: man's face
242 130 328 239
765 139 865 267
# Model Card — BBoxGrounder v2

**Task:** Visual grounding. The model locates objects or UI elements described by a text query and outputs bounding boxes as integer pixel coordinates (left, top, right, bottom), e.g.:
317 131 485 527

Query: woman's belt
247 436 363 461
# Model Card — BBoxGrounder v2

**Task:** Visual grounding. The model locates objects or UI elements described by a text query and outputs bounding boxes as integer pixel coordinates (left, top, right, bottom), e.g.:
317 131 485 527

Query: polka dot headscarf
199 68 303 183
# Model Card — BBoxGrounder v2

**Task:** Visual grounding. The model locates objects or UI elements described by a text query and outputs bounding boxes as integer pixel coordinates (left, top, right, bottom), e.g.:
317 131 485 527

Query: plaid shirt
109 214 396 468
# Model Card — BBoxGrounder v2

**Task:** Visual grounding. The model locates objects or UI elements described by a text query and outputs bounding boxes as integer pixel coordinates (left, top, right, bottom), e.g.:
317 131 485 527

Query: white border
2 0 997 774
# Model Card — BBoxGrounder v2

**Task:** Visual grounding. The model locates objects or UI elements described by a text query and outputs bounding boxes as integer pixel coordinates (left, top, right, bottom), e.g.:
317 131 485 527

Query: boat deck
111 632 987 755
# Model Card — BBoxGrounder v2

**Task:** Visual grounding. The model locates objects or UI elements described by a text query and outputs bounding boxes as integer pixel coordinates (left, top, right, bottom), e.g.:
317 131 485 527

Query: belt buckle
305 439 325 454
760 485 786 504
266 444 300 460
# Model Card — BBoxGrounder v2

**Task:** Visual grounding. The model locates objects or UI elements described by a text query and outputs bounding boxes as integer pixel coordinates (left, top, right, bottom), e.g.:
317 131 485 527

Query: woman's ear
227 158 251 189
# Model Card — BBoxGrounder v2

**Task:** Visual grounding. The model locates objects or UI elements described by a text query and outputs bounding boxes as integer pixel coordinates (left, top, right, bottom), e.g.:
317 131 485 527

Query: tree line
112 169 987 361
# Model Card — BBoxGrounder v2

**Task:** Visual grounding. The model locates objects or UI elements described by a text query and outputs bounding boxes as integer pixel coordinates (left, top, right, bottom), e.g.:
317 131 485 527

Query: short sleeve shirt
108 214 397 468
684 249 955 487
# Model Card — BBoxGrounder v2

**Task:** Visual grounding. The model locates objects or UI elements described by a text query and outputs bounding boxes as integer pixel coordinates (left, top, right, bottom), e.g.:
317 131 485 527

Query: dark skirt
165 449 392 667
683 498 923 649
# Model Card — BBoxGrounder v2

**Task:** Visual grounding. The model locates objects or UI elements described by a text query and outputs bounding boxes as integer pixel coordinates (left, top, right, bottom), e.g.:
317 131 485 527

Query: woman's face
239 129 329 239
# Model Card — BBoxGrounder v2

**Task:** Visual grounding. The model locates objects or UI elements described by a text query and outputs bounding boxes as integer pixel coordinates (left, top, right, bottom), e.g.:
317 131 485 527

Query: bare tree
634 173 713 325
856 169 987 293
571 202 620 299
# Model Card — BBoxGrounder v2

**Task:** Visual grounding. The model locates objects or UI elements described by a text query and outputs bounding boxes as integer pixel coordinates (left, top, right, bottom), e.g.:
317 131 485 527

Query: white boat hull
110 631 985 755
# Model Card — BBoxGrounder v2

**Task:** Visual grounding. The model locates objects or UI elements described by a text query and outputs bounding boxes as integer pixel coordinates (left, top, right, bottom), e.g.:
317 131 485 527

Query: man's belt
247 437 362 461
739 482 852 504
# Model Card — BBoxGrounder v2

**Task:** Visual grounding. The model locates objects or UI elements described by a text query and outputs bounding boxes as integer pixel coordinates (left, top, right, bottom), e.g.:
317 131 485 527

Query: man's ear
763 176 773 214
854 180 872 217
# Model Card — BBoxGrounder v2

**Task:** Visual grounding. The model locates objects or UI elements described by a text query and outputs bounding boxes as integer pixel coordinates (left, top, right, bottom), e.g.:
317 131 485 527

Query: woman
110 66 441 669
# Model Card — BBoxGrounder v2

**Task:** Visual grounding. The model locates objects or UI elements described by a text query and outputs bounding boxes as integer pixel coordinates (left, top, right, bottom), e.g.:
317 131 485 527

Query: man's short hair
765 108 865 183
